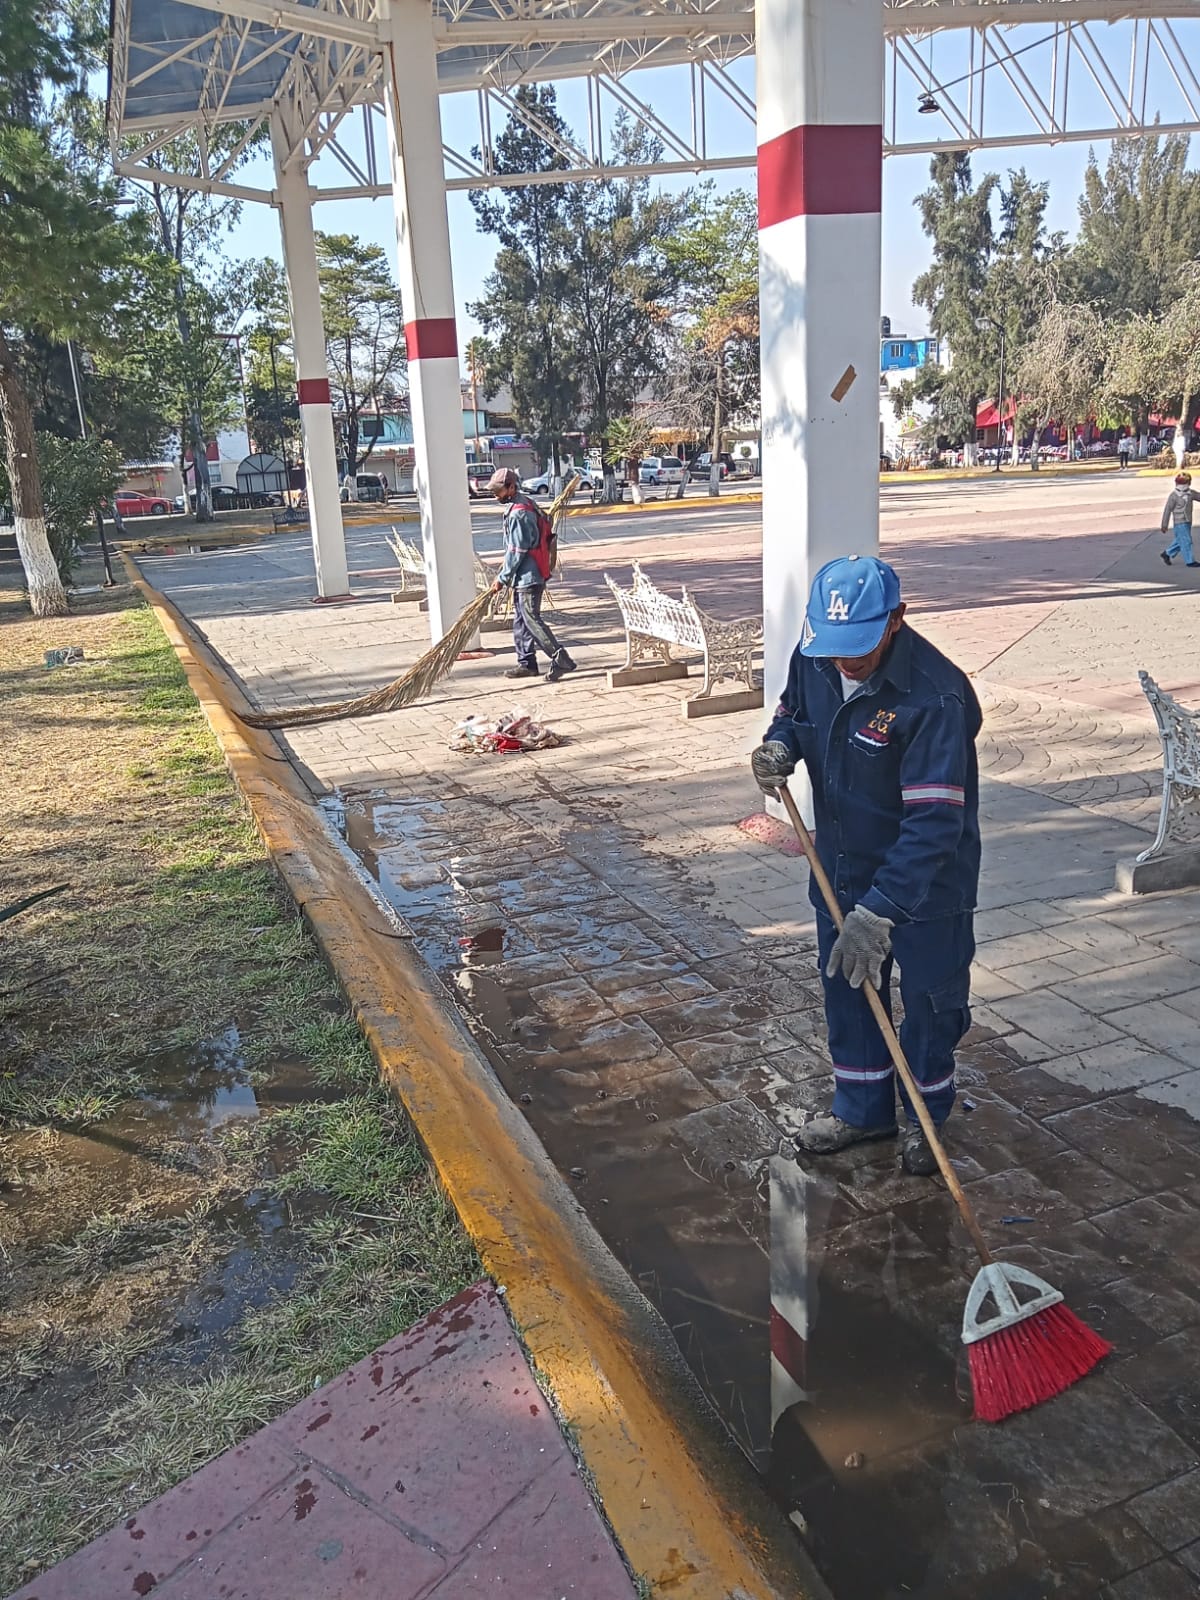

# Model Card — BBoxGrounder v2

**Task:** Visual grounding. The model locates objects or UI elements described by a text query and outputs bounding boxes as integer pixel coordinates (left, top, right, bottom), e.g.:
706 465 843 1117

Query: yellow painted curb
120 553 825 1600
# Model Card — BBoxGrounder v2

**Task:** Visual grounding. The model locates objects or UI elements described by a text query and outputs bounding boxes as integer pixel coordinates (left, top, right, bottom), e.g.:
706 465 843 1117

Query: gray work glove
751 740 795 792
826 905 894 990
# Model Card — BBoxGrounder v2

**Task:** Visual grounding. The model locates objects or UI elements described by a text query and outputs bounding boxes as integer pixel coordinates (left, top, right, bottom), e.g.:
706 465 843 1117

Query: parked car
113 488 170 517
638 455 684 487
687 452 733 482
340 473 388 503
521 468 598 496
467 464 495 499
187 486 282 511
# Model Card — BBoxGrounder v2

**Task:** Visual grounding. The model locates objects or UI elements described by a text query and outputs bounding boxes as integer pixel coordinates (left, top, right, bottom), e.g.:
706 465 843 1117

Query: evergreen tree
1073 135 1200 320
316 233 406 482
469 86 581 472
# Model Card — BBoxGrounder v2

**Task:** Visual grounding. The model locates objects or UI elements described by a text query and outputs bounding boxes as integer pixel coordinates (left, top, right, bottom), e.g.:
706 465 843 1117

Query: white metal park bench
603 560 763 718
1136 670 1200 863
386 530 549 632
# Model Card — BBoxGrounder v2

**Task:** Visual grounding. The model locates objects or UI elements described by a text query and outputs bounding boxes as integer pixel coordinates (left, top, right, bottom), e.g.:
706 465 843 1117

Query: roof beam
884 1 1200 29
180 0 380 51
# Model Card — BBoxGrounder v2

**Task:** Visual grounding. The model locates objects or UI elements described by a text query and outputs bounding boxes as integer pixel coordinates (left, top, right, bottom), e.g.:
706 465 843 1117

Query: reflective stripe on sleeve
902 784 965 806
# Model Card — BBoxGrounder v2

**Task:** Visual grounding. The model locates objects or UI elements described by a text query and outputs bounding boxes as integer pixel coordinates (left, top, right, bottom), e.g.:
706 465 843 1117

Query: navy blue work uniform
764 624 982 1129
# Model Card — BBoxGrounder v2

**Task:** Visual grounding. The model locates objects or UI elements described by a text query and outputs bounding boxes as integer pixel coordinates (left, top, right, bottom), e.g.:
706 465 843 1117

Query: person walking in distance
750 555 982 1177
1160 471 1200 568
488 467 577 682
1117 434 1131 470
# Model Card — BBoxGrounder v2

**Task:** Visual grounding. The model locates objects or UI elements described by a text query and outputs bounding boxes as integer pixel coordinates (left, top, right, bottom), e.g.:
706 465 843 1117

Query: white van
638 455 684 486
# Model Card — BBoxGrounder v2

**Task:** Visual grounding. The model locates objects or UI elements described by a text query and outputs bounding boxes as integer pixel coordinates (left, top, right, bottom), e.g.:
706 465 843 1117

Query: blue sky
216 17 1186 350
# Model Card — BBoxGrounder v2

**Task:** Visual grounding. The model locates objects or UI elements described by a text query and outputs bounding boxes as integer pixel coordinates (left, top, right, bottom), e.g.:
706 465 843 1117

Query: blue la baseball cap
800 555 902 658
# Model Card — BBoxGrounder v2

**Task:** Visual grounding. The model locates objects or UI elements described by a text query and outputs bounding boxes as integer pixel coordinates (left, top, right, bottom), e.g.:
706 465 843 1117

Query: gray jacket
1161 487 1200 531
497 497 544 589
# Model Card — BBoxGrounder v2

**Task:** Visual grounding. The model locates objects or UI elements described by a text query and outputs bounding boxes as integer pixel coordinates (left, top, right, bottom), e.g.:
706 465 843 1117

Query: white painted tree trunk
962 441 978 467
1174 428 1188 470
14 516 68 616
0 324 68 617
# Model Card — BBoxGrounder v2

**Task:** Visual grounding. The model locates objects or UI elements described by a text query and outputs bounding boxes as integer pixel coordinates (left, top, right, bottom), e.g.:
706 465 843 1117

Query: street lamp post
66 338 117 587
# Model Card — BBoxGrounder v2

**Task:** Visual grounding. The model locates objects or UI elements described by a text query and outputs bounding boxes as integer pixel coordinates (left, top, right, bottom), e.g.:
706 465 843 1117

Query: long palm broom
239 474 581 731
777 781 1112 1422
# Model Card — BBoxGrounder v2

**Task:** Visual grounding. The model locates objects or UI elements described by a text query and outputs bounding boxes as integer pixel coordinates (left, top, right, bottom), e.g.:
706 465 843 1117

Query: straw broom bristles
238 473 582 731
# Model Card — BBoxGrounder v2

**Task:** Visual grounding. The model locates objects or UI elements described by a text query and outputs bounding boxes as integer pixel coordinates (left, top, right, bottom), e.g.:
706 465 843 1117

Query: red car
112 488 170 517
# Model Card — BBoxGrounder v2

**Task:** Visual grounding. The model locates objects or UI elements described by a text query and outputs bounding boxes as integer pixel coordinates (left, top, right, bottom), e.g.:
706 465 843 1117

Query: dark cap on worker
800 554 902 658
487 466 518 492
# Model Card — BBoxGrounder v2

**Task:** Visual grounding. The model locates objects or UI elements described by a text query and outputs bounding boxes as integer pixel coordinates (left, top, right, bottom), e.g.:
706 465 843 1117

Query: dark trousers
513 585 564 666
816 909 974 1129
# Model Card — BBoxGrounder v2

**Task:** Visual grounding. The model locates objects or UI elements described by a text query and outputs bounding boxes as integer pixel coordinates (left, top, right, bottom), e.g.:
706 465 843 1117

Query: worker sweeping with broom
752 554 980 1177
753 554 1111 1421
488 466 577 683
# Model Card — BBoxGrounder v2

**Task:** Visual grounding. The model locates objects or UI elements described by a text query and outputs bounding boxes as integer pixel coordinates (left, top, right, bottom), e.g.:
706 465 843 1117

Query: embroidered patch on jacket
852 709 896 749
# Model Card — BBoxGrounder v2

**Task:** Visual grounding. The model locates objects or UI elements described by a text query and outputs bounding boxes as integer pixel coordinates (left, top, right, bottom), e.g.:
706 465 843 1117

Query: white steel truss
109 0 1200 201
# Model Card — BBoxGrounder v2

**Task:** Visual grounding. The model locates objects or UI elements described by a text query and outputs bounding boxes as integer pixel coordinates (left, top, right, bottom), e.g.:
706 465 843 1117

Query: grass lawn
0 561 478 1592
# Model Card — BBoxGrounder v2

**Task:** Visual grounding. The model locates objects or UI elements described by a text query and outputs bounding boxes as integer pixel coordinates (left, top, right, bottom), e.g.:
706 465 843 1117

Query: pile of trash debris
448 708 562 754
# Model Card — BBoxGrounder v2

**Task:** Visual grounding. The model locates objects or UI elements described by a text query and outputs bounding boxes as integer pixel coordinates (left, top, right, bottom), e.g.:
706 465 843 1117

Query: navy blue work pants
816 909 974 1129
512 585 563 667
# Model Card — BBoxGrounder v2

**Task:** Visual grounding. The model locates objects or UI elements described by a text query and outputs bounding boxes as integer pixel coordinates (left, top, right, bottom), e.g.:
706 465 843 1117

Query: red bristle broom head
963 1263 1112 1424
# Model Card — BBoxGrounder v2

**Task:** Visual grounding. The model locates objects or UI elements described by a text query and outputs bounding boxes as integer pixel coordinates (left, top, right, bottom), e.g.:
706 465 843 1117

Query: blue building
880 335 940 374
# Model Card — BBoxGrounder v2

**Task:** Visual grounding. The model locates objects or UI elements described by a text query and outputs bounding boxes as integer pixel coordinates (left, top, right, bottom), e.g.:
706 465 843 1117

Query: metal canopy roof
108 1 1200 198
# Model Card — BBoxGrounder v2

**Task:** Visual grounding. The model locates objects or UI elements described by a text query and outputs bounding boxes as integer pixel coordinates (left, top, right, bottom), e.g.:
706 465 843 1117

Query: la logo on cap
826 590 850 621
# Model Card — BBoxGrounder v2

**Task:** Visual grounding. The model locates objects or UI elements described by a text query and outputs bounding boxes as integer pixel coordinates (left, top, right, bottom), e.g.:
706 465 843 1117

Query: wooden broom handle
777 783 994 1267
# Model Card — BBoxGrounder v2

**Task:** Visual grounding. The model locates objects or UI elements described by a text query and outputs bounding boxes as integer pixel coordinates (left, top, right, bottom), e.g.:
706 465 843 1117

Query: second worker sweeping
488 467 577 683
751 555 982 1177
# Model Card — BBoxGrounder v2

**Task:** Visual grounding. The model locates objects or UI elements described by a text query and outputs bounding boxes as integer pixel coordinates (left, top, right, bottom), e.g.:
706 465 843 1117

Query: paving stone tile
705 1043 830 1107
1102 1000 1200 1066
990 992 1124 1052
672 1016 812 1074
1039 1041 1188 1094
586 954 690 995
1126 1469 1200 1550
154 1469 448 1600
1136 1071 1200 1121
989 1062 1100 1120
960 1165 1085 1233
1105 1557 1200 1599
955 1375 1196 1519
990 955 1084 991
968 963 1023 1002
524 976 615 1029
515 1015 669 1077
999 1030 1060 1064
666 1096 782 1184
1090 1193 1200 1290
1046 1099 1200 1191
973 907 1042 941
1178 1540 1200 1580
1021 1148 1139 1216
1158 986 1200 1023
948 1089 1069 1174
1050 957 1200 1016
975 928 1077 971
435 1455 635 1598
561 921 669 972
1105 1272 1200 1341
644 990 788 1043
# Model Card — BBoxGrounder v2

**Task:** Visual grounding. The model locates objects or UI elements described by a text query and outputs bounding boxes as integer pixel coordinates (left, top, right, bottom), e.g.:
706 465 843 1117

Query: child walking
1161 472 1200 568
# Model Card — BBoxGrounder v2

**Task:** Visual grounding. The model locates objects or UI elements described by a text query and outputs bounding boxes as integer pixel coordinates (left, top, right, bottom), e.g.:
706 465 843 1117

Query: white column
383 0 477 642
271 117 351 602
756 0 884 702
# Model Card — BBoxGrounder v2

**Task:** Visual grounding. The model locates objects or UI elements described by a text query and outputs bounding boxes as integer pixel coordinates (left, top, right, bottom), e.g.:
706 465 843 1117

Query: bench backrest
387 530 425 574
1141 670 1200 787
605 560 705 649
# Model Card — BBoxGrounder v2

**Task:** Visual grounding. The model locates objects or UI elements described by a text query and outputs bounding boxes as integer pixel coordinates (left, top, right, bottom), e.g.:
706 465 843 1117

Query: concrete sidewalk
7 1284 637 1600
135 475 1200 1598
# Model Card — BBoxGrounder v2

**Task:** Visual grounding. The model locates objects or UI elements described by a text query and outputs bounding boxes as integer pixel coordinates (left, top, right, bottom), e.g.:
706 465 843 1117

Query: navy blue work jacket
764 624 982 924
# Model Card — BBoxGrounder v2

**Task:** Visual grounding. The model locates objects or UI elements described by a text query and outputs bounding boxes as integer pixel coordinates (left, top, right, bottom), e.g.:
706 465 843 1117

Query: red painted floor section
7 1283 635 1600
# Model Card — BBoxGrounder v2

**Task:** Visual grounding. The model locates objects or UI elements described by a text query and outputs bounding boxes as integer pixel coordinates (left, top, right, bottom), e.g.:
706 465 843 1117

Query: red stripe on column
758 124 882 229
405 317 458 361
770 1305 807 1390
297 377 331 406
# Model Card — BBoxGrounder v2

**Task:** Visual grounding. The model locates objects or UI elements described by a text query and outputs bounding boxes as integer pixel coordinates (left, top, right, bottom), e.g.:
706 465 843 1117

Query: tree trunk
627 455 644 505
0 325 68 616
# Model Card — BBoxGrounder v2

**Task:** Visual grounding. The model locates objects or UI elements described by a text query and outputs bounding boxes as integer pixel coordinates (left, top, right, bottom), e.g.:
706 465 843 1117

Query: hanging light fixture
918 91 941 114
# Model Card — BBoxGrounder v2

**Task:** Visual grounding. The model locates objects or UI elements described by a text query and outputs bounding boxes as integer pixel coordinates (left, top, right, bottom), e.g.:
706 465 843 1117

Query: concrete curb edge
120 555 825 1600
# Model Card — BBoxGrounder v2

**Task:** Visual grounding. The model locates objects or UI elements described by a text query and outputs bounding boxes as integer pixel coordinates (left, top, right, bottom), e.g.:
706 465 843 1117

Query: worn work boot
545 650 577 683
504 663 539 679
901 1123 939 1177
794 1112 898 1155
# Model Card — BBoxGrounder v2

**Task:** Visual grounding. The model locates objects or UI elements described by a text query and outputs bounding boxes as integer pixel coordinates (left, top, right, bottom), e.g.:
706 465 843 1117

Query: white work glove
826 905 894 990
750 740 795 792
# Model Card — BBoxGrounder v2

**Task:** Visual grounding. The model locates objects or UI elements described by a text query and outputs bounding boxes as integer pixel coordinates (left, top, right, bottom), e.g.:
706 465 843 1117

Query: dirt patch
0 558 478 1591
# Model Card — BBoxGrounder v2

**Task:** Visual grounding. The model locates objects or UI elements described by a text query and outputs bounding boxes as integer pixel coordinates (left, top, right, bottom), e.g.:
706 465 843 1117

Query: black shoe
504 664 538 679
1162 551 1173 565
1188 563 1200 569
545 651 577 683
901 1124 939 1177
794 1112 898 1154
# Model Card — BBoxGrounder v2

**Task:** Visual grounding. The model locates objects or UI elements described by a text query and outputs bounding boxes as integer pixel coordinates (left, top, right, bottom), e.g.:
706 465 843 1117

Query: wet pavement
329 785 1200 1600
138 475 1200 1596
